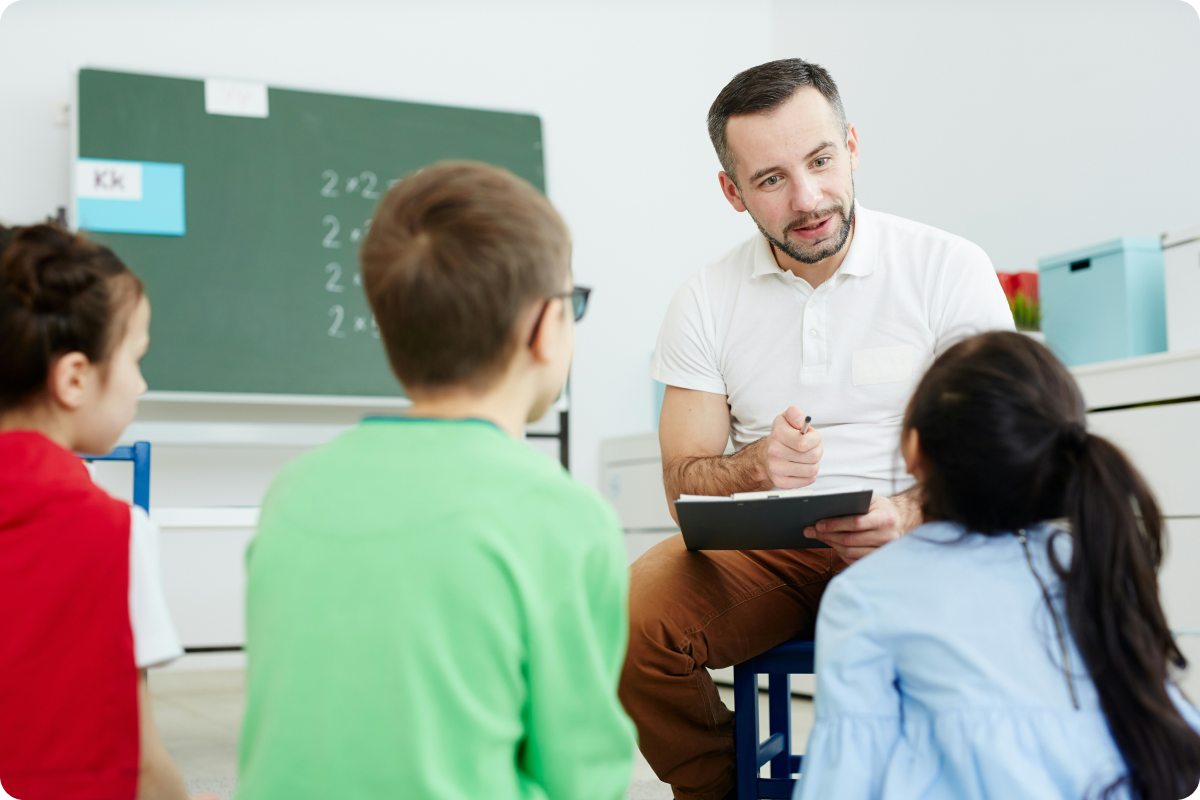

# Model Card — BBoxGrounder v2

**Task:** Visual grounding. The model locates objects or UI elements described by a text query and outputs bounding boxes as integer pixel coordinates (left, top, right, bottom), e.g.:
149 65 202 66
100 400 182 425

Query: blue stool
80 441 151 512
734 639 814 799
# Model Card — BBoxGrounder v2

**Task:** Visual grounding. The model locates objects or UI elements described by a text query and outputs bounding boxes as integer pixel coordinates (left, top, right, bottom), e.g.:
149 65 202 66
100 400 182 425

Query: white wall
0 0 772 491
772 0 1200 273
3 1 1198 496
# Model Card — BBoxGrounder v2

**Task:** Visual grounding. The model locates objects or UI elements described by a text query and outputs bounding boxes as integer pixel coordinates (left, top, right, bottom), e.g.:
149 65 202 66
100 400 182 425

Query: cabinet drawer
1087 401 1200 517
157 513 256 649
1161 518 1200 633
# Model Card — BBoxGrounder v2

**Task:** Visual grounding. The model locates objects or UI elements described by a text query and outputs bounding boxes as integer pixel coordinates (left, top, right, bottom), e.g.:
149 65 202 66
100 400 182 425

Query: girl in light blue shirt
794 331 1200 800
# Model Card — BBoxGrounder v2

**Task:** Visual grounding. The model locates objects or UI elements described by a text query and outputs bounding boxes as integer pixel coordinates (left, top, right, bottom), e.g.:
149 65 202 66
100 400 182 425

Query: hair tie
1060 421 1088 456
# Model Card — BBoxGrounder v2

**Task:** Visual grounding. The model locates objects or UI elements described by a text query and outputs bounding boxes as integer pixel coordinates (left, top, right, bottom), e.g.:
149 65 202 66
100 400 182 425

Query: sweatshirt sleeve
520 497 636 800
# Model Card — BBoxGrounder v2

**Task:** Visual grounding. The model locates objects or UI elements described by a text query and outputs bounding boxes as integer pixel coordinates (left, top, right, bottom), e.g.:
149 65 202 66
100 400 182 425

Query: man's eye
814 157 831 168
763 175 781 186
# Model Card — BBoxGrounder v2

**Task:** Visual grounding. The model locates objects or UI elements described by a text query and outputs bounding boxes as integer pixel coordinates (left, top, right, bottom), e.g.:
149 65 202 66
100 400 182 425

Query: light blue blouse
793 521 1200 800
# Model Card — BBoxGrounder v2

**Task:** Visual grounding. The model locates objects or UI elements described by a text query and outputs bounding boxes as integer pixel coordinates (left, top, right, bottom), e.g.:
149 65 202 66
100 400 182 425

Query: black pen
800 415 812 435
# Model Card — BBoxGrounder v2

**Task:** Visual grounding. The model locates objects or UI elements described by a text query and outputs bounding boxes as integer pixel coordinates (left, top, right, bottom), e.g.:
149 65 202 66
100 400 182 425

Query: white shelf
151 507 260 528
1071 348 1200 410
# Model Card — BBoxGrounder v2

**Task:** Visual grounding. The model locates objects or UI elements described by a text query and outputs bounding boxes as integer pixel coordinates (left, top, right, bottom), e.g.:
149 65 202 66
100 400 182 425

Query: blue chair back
80 441 151 512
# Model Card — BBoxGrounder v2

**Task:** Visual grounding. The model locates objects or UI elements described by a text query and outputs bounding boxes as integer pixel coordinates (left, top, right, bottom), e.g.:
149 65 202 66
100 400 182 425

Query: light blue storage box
1038 237 1166 367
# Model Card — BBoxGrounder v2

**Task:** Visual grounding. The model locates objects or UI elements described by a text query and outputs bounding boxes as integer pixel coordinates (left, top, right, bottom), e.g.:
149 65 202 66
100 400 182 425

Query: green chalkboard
77 68 545 397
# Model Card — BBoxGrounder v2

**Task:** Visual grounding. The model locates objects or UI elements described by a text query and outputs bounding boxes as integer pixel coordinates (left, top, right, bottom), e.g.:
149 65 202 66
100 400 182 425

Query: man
619 59 1014 800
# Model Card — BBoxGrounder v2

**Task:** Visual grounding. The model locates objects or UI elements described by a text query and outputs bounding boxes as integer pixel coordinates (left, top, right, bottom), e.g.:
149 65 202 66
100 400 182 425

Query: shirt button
808 301 815 308
808 330 817 338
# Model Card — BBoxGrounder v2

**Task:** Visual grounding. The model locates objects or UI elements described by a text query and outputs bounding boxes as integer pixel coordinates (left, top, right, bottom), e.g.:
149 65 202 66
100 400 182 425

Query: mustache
785 202 847 231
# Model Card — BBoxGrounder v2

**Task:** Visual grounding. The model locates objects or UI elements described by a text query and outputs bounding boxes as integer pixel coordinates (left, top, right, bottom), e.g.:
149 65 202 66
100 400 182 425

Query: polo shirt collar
750 201 877 280
837 202 877 278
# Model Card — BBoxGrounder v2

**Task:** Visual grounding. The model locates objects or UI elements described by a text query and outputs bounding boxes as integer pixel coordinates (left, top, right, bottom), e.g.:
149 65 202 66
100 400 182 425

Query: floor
149 668 816 800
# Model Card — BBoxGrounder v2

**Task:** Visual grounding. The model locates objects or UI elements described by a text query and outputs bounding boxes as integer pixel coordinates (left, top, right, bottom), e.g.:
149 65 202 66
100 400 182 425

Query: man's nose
788 173 823 214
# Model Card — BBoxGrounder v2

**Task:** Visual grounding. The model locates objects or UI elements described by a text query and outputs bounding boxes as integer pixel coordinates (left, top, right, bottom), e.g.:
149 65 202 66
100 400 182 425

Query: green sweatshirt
237 418 635 800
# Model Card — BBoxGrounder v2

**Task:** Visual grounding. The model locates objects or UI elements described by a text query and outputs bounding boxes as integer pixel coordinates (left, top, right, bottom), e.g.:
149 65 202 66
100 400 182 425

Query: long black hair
904 331 1200 800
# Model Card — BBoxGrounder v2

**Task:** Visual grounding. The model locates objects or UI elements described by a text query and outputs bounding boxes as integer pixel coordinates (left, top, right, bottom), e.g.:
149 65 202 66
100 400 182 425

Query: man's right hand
761 406 823 489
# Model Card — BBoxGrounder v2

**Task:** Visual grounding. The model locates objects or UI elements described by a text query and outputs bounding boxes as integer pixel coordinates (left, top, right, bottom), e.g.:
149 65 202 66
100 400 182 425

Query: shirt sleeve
128 506 184 669
928 238 1016 356
521 500 636 800
651 276 727 395
792 574 902 800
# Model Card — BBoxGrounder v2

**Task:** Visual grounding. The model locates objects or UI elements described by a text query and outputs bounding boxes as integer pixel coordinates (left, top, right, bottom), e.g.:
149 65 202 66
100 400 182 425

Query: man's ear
47 352 92 411
717 171 747 213
528 298 566 365
845 123 860 173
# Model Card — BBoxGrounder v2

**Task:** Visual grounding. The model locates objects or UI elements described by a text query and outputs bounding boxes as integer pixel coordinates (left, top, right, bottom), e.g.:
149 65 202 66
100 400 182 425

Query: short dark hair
707 58 848 182
0 224 144 411
360 161 570 394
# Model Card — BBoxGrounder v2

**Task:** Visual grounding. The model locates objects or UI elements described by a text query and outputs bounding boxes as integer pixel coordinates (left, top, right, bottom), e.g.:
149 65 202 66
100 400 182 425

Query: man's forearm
663 439 772 523
890 484 924 533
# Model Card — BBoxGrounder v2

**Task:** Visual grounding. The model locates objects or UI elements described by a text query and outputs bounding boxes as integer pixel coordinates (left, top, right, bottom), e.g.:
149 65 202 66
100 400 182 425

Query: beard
749 182 856 265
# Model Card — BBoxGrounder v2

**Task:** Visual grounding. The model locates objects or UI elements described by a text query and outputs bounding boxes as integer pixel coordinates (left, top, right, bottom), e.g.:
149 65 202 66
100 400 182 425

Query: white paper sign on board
76 159 143 201
204 78 269 118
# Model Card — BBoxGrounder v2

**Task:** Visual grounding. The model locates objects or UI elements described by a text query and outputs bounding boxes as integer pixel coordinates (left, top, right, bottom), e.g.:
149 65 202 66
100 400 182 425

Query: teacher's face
719 87 860 265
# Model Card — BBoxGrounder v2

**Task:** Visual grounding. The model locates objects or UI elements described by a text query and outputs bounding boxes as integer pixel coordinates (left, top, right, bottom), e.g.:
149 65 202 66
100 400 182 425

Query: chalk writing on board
322 216 341 248
319 169 397 341
325 263 344 293
320 169 383 200
321 170 339 198
328 305 346 338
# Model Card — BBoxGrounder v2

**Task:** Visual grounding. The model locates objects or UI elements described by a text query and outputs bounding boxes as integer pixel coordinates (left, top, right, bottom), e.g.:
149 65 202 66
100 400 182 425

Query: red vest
0 431 139 800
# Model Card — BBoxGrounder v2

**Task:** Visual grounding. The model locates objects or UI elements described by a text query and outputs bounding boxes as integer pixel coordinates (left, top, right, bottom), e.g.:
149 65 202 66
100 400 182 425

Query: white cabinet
154 508 257 649
1074 351 1200 699
1086 402 1200 518
1165 224 1200 353
1161 518 1200 701
599 432 679 564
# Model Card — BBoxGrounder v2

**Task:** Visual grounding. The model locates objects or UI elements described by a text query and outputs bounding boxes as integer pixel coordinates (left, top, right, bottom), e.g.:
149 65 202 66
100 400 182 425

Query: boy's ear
48 352 92 411
528 297 567 364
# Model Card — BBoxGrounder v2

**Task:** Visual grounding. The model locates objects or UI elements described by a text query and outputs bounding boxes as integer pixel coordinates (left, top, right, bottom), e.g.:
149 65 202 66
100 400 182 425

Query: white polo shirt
652 204 1015 496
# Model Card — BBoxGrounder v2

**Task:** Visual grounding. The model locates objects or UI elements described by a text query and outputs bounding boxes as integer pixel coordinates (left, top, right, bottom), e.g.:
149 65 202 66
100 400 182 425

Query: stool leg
734 660 760 799
768 673 792 779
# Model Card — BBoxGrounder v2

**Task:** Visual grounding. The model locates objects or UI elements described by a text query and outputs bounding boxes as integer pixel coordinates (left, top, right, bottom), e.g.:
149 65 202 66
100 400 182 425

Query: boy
236 162 635 800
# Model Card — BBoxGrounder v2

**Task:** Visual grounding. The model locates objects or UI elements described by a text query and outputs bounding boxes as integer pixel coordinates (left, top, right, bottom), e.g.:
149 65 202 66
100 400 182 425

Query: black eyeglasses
528 286 591 346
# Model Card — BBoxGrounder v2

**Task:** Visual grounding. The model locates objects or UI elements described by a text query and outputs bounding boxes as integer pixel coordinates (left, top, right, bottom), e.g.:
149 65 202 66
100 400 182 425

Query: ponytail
1059 433 1200 799
0 224 142 412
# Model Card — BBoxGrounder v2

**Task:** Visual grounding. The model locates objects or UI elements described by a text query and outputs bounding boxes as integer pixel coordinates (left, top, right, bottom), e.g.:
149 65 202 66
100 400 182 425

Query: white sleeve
929 238 1016 356
651 276 727 395
129 506 184 668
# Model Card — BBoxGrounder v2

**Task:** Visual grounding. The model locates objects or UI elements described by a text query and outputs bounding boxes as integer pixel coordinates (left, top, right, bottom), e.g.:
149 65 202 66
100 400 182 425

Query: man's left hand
804 493 913 564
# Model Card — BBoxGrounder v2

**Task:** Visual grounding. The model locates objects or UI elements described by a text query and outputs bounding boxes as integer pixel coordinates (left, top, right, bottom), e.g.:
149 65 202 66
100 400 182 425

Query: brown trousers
618 535 845 800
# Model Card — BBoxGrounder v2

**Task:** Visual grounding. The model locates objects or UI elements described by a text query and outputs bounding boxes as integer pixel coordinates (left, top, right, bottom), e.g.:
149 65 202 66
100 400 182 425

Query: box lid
1038 237 1163 272
1163 223 1200 249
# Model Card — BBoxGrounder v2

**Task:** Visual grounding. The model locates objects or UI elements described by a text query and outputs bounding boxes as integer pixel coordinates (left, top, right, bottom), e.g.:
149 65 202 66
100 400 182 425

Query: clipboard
676 489 874 551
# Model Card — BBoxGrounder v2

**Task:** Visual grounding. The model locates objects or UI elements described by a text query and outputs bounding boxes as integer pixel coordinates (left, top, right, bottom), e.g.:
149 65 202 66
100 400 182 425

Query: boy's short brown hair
360 161 570 393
